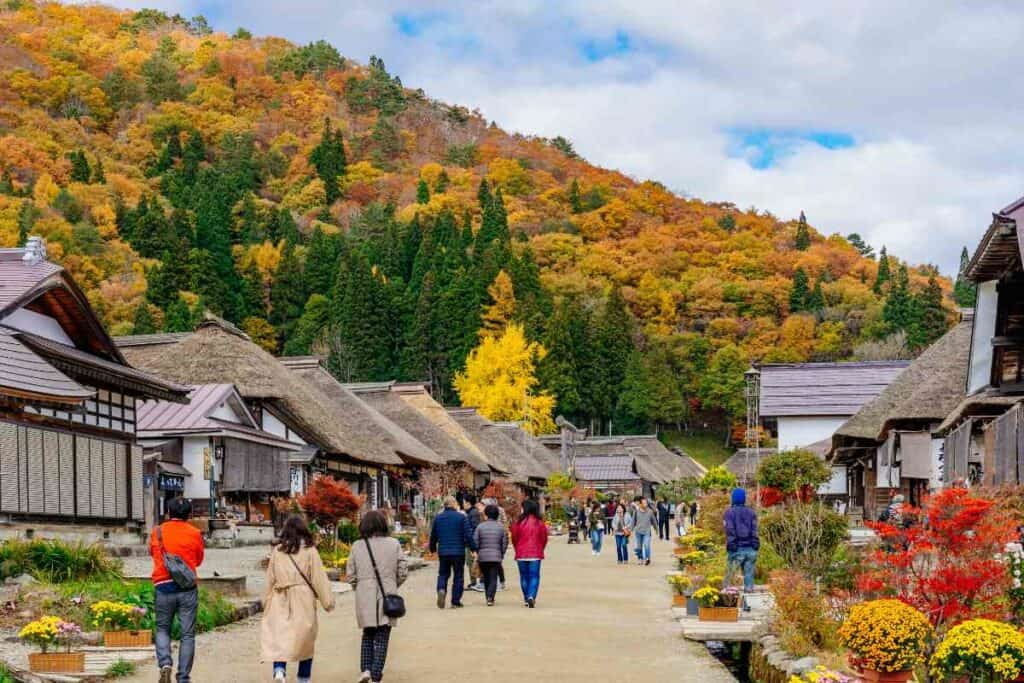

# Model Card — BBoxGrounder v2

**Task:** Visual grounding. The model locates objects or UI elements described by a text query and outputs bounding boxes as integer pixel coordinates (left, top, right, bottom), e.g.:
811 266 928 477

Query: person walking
262 514 336 683
674 499 689 537
656 498 671 541
611 503 632 564
605 498 617 538
587 502 605 556
150 497 205 683
346 510 408 683
429 496 475 608
463 495 484 593
510 499 549 608
632 498 657 565
723 488 759 592
689 500 698 526
473 504 509 606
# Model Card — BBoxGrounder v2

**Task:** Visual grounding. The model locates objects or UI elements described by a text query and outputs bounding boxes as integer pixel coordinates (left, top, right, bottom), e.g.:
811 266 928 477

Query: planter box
857 669 913 683
672 594 687 607
698 606 739 622
104 629 152 648
29 651 86 673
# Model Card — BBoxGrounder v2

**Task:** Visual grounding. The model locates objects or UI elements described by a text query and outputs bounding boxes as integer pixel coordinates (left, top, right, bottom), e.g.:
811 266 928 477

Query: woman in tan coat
261 514 335 683
346 510 408 683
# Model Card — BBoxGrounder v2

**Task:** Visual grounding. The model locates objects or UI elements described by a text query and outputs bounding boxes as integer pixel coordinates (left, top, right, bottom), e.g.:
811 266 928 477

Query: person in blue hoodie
429 496 477 609
723 488 759 591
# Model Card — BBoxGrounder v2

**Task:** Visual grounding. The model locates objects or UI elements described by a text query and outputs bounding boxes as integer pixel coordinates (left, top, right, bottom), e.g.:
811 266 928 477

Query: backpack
156 525 197 591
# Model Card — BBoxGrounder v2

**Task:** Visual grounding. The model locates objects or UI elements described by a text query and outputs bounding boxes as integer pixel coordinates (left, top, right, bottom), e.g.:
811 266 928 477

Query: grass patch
0 539 122 583
661 431 733 469
106 660 136 677
0 664 13 683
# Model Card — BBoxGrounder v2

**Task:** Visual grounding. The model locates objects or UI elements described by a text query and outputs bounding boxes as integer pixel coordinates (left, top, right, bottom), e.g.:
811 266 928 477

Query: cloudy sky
103 0 1024 275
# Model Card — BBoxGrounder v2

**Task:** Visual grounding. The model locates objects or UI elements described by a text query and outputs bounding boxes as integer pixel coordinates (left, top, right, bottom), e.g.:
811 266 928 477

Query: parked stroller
567 518 581 544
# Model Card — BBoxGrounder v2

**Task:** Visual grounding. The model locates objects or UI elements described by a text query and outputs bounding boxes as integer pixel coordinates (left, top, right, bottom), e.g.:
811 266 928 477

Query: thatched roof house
279 357 446 467
119 320 403 468
446 408 553 485
491 422 562 479
344 382 491 474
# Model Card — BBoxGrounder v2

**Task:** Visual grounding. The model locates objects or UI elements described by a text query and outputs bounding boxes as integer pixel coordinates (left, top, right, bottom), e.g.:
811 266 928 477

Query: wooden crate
28 652 86 674
698 606 739 622
103 630 152 648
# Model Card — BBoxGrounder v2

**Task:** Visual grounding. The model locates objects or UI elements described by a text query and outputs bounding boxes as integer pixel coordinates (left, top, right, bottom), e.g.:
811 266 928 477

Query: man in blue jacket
430 495 477 609
723 487 759 591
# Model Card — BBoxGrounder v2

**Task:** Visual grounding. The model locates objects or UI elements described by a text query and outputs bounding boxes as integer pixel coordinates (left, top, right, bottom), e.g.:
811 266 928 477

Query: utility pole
744 366 761 505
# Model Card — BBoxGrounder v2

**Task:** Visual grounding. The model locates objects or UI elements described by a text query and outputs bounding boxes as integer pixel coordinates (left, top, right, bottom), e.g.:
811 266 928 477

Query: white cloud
97 0 1024 274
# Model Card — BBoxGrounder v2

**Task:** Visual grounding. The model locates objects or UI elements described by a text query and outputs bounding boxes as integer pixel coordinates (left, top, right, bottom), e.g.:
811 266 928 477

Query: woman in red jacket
510 498 549 608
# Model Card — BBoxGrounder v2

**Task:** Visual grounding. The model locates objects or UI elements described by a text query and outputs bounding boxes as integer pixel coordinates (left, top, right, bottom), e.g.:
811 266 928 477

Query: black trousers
360 626 391 681
658 517 670 540
479 561 502 601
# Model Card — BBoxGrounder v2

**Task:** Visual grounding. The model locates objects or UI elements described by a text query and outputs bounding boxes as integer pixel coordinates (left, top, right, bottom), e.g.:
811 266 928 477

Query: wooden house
831 318 972 521
117 319 405 504
446 408 557 494
573 455 642 496
135 383 301 526
937 195 1024 485
0 240 188 533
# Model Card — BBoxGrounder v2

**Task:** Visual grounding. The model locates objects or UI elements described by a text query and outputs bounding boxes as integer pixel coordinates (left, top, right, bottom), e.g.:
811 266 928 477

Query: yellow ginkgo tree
454 322 556 435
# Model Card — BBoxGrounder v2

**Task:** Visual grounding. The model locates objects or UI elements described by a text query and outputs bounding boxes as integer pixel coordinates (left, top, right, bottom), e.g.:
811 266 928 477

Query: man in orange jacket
150 498 204 683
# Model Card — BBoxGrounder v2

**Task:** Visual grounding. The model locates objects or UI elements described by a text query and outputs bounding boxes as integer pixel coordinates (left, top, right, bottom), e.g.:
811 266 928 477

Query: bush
106 660 136 678
838 599 933 673
336 520 359 545
700 466 737 492
769 570 841 656
756 449 832 496
0 539 122 583
297 476 361 528
695 492 730 545
761 502 847 577
655 477 701 504
930 619 1024 682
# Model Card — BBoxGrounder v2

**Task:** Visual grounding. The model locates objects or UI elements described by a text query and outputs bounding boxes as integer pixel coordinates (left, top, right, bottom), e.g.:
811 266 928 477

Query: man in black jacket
464 495 484 592
656 498 671 540
430 496 476 608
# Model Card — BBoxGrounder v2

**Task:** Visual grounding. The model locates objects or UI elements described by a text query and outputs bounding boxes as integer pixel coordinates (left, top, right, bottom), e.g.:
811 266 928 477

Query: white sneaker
273 670 286 681
498 582 506 591
358 672 371 683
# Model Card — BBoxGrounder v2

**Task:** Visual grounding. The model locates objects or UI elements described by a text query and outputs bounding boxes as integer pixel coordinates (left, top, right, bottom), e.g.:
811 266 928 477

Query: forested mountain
0 1 954 436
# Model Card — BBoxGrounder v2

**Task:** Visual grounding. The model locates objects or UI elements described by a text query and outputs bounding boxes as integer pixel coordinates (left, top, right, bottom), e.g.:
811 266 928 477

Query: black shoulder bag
364 539 406 619
286 552 320 603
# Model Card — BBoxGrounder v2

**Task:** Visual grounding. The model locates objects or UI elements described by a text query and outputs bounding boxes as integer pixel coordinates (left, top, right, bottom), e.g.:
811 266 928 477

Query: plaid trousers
360 625 392 681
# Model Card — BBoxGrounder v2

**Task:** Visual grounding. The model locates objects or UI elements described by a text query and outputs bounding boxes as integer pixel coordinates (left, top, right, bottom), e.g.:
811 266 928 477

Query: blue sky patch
393 11 446 37
727 128 855 169
579 29 631 62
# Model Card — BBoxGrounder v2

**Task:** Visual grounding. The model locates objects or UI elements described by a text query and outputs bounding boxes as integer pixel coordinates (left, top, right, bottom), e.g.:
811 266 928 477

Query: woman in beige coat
346 510 408 683
261 514 335 683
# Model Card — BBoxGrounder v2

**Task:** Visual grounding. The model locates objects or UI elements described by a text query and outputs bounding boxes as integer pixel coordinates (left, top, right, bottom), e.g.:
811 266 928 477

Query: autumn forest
0 2 971 438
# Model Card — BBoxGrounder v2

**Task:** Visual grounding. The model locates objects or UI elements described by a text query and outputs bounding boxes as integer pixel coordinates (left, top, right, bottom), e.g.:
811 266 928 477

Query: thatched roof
279 357 445 466
346 383 491 472
724 448 778 483
834 318 973 444
537 434 706 483
446 408 552 483
120 321 402 466
936 393 1024 434
491 422 562 479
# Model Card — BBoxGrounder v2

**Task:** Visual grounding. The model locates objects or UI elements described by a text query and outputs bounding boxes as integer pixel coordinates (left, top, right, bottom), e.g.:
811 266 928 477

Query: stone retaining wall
750 635 819 683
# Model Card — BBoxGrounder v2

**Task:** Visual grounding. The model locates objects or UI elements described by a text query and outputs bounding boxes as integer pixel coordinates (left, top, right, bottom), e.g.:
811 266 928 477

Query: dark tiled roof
760 361 910 417
0 329 93 403
574 456 640 482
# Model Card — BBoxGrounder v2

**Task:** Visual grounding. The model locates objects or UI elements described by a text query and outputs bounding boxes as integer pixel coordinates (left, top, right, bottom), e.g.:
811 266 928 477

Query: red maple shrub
297 475 362 528
858 487 1016 633
482 478 525 521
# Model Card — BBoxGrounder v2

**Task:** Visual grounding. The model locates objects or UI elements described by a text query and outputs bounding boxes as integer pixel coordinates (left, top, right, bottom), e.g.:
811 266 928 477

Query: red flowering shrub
858 488 1016 634
297 475 362 528
482 478 525 521
760 486 785 507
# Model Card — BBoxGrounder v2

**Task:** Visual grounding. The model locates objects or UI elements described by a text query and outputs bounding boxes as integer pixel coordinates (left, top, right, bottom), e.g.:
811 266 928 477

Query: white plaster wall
777 416 848 452
182 436 211 499
930 437 944 491
4 307 74 345
210 401 240 423
968 281 998 395
820 465 847 495
261 411 306 445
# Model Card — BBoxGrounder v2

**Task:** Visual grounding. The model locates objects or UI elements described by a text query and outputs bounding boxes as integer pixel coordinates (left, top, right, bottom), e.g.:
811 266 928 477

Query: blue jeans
590 528 603 553
725 547 758 591
437 555 465 605
634 531 652 561
154 587 198 683
517 560 541 601
615 534 629 562
273 659 312 679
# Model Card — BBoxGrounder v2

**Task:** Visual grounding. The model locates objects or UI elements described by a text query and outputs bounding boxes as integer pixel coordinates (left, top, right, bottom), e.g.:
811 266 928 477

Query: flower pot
686 597 700 616
698 606 739 622
28 652 85 673
672 594 687 607
856 669 914 683
104 629 152 648
423 552 438 561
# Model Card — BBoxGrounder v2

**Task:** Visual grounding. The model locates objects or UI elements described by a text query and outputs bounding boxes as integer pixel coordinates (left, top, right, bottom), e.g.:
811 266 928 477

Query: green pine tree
68 151 91 183
146 249 190 309
16 201 38 246
952 246 977 308
847 232 874 258
790 267 810 312
309 118 347 204
807 278 825 311
585 287 634 429
305 227 341 296
191 170 241 317
91 159 105 184
416 178 430 205
164 296 193 332
434 169 450 193
133 302 158 334
916 275 949 348
795 210 811 250
873 246 891 294
283 294 332 356
568 179 582 214
0 169 14 195
269 240 307 340
538 297 587 419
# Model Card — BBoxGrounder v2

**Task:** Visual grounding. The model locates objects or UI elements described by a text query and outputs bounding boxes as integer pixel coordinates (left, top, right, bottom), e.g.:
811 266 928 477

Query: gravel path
122 536 736 682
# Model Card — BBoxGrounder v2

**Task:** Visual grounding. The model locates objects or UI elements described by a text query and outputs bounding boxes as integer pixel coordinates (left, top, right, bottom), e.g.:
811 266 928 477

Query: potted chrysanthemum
20 616 85 673
837 599 932 682
90 600 151 648
930 619 1024 682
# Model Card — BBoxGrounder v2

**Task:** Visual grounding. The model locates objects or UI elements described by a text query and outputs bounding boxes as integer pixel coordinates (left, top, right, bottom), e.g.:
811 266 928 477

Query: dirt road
124 535 735 682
